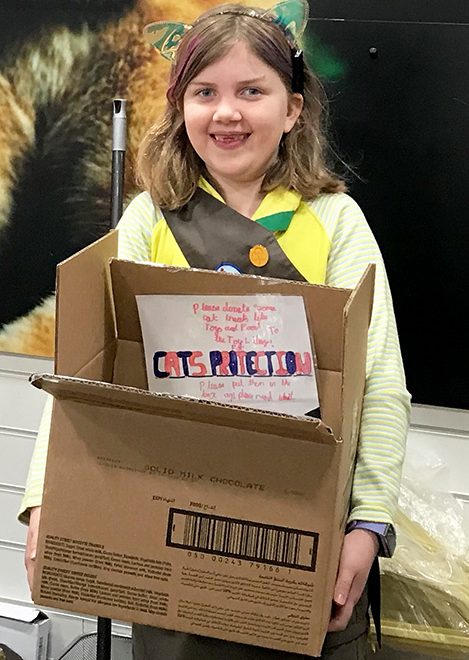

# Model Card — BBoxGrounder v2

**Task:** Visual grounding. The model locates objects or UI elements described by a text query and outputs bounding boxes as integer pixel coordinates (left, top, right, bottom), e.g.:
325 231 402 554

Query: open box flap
30 373 337 445
55 231 117 378
111 337 345 433
340 263 375 445
110 259 351 374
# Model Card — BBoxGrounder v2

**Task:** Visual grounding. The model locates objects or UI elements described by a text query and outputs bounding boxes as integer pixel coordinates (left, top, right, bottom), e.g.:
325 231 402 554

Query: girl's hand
327 529 379 632
25 505 41 592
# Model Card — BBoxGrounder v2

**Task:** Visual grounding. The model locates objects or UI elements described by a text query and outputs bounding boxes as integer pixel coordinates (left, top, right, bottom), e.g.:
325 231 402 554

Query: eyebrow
188 76 267 87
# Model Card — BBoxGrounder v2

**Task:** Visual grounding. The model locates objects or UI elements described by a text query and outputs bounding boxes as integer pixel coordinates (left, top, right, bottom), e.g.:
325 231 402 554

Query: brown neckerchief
162 188 307 282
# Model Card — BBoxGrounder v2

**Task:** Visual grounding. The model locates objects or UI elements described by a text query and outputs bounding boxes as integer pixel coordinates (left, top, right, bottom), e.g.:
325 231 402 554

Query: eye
195 88 214 98
241 87 262 97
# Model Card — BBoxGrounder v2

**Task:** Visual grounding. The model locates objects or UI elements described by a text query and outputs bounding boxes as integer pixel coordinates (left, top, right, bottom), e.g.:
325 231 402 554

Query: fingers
25 506 41 593
333 568 354 607
327 529 378 632
328 597 355 632
328 575 364 632
328 568 358 632
25 537 37 592
26 557 35 592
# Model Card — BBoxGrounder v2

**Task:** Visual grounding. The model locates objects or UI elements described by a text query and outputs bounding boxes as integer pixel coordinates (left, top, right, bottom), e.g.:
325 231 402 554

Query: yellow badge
249 244 269 267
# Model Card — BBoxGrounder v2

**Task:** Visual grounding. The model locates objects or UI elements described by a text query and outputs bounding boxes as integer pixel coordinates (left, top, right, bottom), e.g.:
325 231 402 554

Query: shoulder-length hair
137 3 346 209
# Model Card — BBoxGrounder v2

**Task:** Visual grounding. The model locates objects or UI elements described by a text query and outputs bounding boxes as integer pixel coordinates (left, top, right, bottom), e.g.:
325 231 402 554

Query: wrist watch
346 520 396 558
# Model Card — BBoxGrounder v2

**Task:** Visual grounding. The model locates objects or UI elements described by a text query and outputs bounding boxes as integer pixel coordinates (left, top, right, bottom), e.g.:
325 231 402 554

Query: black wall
307 1 469 409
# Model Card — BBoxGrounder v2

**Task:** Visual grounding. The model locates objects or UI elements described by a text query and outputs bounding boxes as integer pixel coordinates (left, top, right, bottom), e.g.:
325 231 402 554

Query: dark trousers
132 589 369 659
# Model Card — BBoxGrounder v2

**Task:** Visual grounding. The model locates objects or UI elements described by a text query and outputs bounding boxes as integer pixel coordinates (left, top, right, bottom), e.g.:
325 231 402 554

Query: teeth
213 134 247 141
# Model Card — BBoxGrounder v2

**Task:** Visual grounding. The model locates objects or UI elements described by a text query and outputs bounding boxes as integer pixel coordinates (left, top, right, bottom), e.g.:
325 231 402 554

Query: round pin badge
215 262 242 274
249 244 269 267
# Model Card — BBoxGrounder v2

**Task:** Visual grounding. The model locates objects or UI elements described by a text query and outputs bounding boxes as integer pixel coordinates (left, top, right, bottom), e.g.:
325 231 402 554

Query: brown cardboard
54 230 117 380
31 234 374 657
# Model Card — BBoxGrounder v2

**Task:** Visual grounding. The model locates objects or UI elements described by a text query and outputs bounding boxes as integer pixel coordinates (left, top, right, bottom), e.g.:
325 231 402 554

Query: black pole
97 616 112 660
110 98 127 229
97 98 127 660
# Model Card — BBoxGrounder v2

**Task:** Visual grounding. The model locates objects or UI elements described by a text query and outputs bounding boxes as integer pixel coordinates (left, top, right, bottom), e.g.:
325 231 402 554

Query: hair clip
144 0 309 61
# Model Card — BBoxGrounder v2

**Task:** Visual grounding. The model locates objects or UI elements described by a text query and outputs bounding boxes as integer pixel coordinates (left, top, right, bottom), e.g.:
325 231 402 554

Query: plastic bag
380 447 469 658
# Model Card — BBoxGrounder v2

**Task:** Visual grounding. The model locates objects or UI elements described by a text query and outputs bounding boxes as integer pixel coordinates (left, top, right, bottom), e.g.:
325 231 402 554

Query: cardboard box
0 603 50 660
31 231 374 656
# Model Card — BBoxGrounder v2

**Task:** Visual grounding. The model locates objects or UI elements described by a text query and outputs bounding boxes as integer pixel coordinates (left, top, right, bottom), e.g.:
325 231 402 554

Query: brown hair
137 3 346 209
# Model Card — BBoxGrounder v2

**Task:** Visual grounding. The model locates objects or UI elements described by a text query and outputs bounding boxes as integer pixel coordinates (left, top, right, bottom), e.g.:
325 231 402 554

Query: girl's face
182 41 303 188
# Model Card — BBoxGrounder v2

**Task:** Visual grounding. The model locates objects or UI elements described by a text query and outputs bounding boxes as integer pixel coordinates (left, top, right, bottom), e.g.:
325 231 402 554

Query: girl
23 1 411 657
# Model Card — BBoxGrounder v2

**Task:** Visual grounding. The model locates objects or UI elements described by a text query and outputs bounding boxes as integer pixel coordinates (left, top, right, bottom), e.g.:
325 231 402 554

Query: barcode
166 508 318 571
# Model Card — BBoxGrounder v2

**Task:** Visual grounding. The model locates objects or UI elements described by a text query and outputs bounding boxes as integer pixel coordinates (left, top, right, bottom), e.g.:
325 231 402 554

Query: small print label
166 508 319 571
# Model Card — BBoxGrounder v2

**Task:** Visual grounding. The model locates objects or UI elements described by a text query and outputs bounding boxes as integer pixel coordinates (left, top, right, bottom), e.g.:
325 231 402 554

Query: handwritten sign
136 295 319 416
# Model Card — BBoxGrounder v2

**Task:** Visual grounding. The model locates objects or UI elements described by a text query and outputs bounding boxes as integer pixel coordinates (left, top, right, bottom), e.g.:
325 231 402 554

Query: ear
284 92 304 133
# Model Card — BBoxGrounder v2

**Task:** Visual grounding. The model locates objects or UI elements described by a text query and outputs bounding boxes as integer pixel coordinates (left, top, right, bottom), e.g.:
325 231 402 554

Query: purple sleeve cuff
346 520 396 557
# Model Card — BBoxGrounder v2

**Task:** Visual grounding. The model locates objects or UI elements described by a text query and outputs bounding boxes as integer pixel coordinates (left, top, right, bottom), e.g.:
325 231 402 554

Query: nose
212 96 242 123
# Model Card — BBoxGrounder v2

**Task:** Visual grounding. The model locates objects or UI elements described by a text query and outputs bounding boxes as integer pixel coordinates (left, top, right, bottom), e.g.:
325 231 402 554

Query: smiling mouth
210 133 251 144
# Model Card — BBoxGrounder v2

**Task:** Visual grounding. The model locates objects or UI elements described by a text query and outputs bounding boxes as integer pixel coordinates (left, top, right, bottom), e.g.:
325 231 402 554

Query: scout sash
162 188 307 282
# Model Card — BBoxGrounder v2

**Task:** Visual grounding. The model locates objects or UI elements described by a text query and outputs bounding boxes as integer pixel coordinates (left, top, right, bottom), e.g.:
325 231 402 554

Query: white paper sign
136 294 319 416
